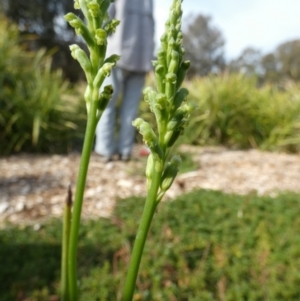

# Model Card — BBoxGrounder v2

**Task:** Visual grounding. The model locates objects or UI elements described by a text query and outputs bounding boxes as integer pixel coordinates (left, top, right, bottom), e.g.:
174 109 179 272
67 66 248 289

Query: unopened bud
165 72 177 100
172 88 189 112
100 0 111 15
95 28 107 45
160 155 181 192
98 85 113 111
132 118 158 148
104 54 121 65
93 62 115 88
69 44 92 83
74 0 80 9
104 19 120 35
166 130 181 147
176 60 190 89
65 14 94 47
155 64 166 93
168 50 179 74
87 0 100 18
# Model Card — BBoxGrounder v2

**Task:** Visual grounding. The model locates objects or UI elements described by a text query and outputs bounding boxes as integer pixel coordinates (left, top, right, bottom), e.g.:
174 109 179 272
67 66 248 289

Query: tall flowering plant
122 0 194 299
62 0 193 300
62 1 119 300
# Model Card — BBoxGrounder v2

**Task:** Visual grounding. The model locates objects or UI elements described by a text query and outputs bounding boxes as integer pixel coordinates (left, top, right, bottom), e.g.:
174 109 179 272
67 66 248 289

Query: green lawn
1 189 300 301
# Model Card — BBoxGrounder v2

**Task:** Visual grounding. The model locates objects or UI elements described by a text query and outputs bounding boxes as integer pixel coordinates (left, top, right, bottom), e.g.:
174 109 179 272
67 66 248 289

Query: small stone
33 223 41 231
0 202 9 214
15 202 26 212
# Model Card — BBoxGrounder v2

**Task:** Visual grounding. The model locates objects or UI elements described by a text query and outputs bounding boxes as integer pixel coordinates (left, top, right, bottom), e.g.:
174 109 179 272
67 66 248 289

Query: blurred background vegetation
1 1 300 155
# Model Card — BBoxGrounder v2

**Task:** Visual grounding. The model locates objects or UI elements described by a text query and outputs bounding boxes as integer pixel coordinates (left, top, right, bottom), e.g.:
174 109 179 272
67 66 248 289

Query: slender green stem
68 98 99 301
61 192 72 301
122 165 162 301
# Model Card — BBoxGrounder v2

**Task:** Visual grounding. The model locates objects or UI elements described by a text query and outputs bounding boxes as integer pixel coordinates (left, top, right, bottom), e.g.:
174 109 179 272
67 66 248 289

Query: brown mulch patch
1 145 300 227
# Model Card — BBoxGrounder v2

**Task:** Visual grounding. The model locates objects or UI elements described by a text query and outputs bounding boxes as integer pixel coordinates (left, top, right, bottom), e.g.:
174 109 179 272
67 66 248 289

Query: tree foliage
229 47 262 76
182 14 225 77
230 39 300 83
1 0 83 81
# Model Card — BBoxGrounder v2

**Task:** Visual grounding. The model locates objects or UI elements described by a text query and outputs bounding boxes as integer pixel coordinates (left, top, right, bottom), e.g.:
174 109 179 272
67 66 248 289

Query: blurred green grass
1 189 300 300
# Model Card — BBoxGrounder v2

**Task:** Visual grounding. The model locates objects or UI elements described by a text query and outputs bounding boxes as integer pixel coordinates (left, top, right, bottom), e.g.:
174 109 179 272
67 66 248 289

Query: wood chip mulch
1 145 300 227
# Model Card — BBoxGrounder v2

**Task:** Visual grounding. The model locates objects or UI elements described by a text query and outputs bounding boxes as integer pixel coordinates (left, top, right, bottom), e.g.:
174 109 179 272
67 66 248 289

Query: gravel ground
1 145 300 227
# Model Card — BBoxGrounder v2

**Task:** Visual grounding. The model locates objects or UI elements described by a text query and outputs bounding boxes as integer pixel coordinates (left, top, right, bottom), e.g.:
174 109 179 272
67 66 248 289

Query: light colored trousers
95 67 146 157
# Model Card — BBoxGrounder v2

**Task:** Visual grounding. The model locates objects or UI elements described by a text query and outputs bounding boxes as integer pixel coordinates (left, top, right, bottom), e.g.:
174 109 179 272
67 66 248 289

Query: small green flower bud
74 0 80 9
98 85 113 111
160 155 181 192
166 119 179 132
132 118 158 148
181 102 197 115
172 87 189 112
104 54 121 65
143 87 157 110
69 44 92 83
167 37 175 60
145 153 156 189
64 12 77 22
167 26 177 43
95 28 107 45
156 48 166 70
165 72 177 101
153 93 168 123
76 0 91 25
93 62 115 88
160 33 168 51
166 130 181 147
165 19 170 29
65 14 94 47
170 11 178 26
176 60 190 89
87 0 100 18
175 22 182 33
104 19 121 35
100 0 111 15
168 50 179 74
155 64 166 93
146 153 154 180
156 93 168 108
132 118 164 158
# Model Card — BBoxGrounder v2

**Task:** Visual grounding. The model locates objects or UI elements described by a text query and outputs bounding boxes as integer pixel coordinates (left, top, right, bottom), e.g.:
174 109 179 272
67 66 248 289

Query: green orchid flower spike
61 1 119 301
122 0 196 300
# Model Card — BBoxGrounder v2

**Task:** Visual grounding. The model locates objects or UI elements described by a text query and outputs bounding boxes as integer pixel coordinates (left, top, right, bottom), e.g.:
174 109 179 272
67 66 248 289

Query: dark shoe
118 154 131 162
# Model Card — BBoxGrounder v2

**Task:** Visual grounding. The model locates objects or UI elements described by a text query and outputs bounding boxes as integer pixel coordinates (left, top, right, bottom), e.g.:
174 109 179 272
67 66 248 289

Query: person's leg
118 71 146 158
94 67 123 157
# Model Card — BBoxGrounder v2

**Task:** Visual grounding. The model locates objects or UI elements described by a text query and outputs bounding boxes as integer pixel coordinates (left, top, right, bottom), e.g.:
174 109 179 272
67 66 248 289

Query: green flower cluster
64 0 120 117
133 0 195 200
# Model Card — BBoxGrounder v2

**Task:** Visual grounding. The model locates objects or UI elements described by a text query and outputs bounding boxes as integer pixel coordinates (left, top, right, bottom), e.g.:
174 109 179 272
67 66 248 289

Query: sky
154 0 300 61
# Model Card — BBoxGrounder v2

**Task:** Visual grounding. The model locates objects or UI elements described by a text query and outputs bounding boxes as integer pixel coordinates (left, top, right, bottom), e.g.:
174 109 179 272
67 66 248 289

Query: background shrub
140 74 300 152
0 16 86 155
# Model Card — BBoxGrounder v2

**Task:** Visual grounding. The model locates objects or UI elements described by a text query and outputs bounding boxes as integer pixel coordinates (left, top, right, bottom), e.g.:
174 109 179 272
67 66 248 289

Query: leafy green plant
2 190 300 300
122 1 194 299
62 0 120 300
62 0 192 300
0 16 85 155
